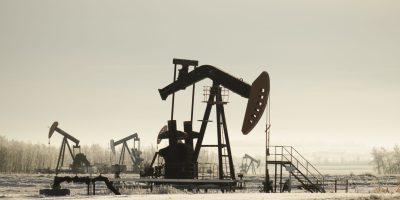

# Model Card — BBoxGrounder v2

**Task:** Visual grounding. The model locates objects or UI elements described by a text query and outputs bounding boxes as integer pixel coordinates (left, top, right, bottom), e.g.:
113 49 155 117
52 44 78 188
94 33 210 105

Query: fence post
334 179 337 193
345 179 348 193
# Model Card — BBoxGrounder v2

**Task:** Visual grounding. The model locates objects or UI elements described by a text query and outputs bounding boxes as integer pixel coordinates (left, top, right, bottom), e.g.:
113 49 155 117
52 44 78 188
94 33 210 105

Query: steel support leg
218 95 235 180
193 90 216 161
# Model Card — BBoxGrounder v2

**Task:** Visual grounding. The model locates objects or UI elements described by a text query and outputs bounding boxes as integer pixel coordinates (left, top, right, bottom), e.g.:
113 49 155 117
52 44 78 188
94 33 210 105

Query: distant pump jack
49 121 90 174
240 154 261 175
110 133 143 173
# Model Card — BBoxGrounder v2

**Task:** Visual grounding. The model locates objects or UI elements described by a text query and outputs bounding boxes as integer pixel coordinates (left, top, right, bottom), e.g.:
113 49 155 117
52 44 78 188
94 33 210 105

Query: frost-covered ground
1 174 400 199
12 193 400 200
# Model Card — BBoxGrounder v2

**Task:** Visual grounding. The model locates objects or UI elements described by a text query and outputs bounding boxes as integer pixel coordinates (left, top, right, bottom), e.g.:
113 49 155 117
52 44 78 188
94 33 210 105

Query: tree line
371 145 400 174
0 135 57 173
0 135 217 173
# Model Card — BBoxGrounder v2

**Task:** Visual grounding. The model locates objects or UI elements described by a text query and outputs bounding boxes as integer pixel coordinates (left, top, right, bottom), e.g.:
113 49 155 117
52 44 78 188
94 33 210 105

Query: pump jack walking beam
110 133 141 166
159 65 270 135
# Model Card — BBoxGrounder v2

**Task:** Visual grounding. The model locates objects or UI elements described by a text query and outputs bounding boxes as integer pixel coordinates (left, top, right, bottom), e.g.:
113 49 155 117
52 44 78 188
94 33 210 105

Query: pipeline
39 175 121 196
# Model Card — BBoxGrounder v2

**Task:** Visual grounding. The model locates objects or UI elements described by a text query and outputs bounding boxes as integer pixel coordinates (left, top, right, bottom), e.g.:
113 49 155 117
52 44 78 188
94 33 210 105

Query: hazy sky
0 0 399 158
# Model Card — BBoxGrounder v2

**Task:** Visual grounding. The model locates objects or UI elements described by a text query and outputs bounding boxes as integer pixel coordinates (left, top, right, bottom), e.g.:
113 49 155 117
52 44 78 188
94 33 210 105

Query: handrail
281 147 320 180
289 146 324 176
276 146 324 177
282 146 322 174
284 154 319 183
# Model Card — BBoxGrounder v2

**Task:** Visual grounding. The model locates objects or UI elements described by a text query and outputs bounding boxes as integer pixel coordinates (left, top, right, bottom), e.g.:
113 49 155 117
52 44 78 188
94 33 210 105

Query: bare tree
371 146 400 175
371 147 385 174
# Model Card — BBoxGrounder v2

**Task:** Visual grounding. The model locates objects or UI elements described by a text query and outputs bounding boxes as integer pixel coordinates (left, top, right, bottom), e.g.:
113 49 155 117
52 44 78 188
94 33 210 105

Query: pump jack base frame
111 178 239 192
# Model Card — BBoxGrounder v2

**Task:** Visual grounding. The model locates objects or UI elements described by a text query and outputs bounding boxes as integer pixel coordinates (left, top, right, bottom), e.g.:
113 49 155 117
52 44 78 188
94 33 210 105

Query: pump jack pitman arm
159 65 270 135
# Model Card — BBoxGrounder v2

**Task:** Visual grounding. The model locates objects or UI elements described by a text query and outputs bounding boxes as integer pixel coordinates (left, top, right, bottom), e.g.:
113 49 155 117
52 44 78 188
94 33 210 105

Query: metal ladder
220 124 231 179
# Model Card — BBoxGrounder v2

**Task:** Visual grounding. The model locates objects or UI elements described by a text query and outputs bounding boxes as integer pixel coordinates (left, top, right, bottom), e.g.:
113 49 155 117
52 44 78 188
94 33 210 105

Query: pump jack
49 121 90 174
240 154 260 175
144 59 270 181
110 133 143 173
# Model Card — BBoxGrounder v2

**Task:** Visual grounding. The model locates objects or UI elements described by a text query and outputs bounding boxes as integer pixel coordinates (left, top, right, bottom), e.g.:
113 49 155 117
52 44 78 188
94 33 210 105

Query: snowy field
5 192 400 200
317 165 374 175
1 174 400 199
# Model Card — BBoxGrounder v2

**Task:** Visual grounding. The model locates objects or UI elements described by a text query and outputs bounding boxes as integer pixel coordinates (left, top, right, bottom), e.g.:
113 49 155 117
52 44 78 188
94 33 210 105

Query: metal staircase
267 146 325 193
